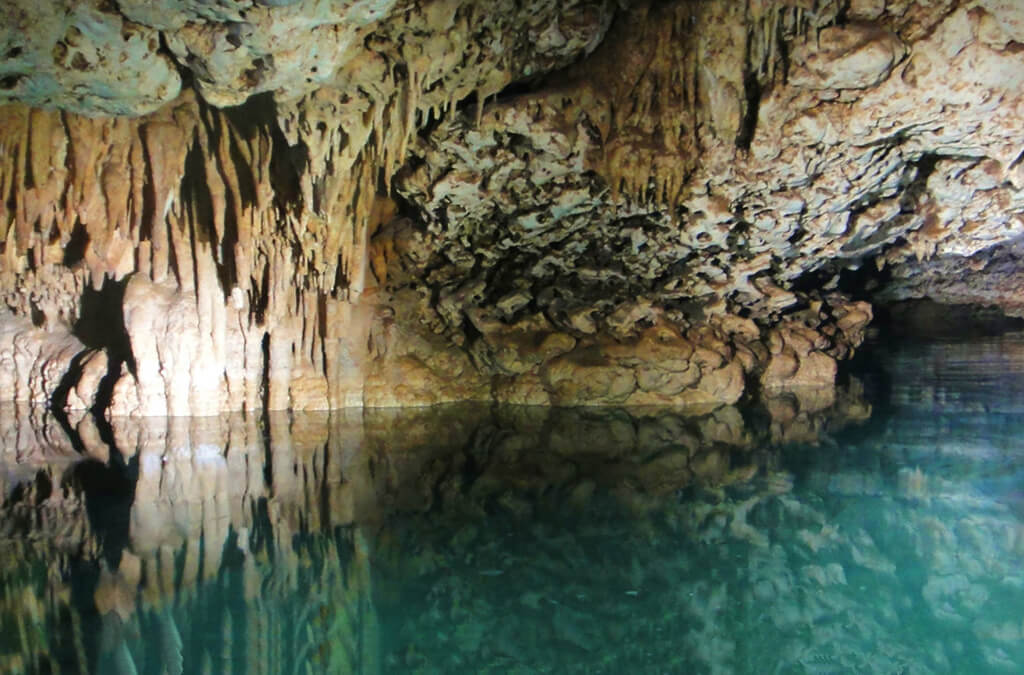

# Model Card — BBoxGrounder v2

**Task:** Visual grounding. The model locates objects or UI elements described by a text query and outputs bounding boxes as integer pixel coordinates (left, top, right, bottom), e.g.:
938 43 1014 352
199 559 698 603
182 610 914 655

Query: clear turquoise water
4 336 1024 673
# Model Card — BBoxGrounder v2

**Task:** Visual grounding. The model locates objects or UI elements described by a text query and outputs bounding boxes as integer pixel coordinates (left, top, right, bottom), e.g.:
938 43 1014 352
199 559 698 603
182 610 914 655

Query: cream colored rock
65 349 108 411
0 310 91 406
789 24 907 90
1 2 1022 414
976 0 1024 46
763 349 838 390
109 276 267 416
0 0 180 115
848 0 886 21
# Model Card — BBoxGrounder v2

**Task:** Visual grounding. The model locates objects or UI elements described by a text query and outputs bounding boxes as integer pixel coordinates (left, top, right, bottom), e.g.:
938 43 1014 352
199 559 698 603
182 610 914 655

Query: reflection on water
4 337 1024 673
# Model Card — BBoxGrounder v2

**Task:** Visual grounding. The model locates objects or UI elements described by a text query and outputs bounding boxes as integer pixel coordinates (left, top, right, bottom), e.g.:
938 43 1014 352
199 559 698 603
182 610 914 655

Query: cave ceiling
0 0 1022 414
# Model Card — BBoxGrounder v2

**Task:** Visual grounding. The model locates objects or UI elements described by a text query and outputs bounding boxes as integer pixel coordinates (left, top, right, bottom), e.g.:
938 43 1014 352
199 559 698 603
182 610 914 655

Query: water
4 336 1024 673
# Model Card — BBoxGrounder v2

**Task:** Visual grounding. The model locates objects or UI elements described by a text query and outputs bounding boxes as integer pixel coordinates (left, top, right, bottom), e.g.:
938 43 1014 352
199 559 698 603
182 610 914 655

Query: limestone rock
789 24 907 90
0 310 91 407
0 1 1021 414
0 0 181 115
64 349 108 411
1 0 613 112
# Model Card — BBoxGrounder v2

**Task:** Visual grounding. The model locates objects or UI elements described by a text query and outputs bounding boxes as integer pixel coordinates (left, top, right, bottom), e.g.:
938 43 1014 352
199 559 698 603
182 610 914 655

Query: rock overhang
0 0 1020 415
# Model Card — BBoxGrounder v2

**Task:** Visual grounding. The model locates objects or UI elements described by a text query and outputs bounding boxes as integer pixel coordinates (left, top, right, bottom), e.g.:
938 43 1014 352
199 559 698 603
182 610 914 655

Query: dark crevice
1009 147 1024 171
255 263 270 324
0 74 25 90
260 332 271 419
840 153 940 256
63 219 89 267
51 278 137 425
448 65 560 128
48 350 90 422
223 93 308 213
736 69 761 150
161 30 194 89
74 278 134 374
790 253 892 301
873 300 1024 340
317 292 328 377
182 132 222 245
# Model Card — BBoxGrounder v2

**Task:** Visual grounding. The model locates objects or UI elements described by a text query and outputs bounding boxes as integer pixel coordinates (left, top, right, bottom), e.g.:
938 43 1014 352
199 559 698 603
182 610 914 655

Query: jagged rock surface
393 1 1024 322
0 1 1021 414
878 236 1024 316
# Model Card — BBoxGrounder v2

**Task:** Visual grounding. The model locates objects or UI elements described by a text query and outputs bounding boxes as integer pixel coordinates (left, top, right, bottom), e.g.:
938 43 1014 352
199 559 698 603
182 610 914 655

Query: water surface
3 336 1024 673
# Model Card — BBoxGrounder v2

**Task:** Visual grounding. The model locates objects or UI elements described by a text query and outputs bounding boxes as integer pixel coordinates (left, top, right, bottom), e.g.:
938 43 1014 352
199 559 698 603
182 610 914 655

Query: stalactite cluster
0 0 1021 415
0 0 616 415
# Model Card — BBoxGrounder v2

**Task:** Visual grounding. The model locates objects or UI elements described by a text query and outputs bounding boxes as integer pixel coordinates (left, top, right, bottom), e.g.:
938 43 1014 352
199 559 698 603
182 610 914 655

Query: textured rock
1 0 611 111
879 238 1024 316
788 24 907 90
0 0 181 115
0 1 1022 414
394 2 1023 327
0 310 95 407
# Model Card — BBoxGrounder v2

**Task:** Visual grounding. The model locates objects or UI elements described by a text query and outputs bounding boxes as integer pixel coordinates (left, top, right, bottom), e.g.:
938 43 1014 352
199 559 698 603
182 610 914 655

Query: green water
4 336 1024 673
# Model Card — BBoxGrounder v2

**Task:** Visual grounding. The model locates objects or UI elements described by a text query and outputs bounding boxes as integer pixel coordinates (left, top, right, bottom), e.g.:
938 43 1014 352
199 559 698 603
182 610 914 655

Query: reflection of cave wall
3 370 1023 673
377 435 1024 673
0 393 870 672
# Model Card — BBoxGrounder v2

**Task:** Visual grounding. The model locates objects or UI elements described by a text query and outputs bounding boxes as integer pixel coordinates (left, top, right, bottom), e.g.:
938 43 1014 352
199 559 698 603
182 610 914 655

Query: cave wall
0 0 1022 416
0 0 615 414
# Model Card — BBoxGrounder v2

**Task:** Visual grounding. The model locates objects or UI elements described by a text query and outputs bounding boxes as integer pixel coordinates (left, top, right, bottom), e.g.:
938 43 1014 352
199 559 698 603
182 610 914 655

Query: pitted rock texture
0 0 181 116
0 0 1021 414
394 1 1024 326
1 0 612 114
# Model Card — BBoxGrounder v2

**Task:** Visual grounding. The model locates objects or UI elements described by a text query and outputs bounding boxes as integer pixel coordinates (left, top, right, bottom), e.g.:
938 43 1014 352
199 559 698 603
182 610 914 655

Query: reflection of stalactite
0 392 877 672
0 404 377 671
82 412 381 673
8 382 1023 672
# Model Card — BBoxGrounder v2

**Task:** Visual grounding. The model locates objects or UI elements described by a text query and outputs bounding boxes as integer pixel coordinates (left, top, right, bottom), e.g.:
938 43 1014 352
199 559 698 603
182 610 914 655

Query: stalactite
12 110 31 257
0 0 650 415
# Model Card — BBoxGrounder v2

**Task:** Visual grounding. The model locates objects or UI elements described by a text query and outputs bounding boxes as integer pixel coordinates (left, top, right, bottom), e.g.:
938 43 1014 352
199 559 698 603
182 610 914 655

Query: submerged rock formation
0 1 1021 415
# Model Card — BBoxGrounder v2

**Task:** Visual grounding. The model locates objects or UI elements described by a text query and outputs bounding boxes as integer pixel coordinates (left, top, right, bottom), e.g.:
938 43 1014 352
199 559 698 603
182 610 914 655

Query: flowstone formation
0 0 1022 415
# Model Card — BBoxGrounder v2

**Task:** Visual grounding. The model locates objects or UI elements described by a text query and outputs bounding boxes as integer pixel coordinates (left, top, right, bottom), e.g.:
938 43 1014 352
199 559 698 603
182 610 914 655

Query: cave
2 1 1024 672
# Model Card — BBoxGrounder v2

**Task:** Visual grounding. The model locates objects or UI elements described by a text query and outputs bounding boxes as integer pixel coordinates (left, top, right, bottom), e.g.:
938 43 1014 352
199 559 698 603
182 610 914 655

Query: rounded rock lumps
0 0 181 115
